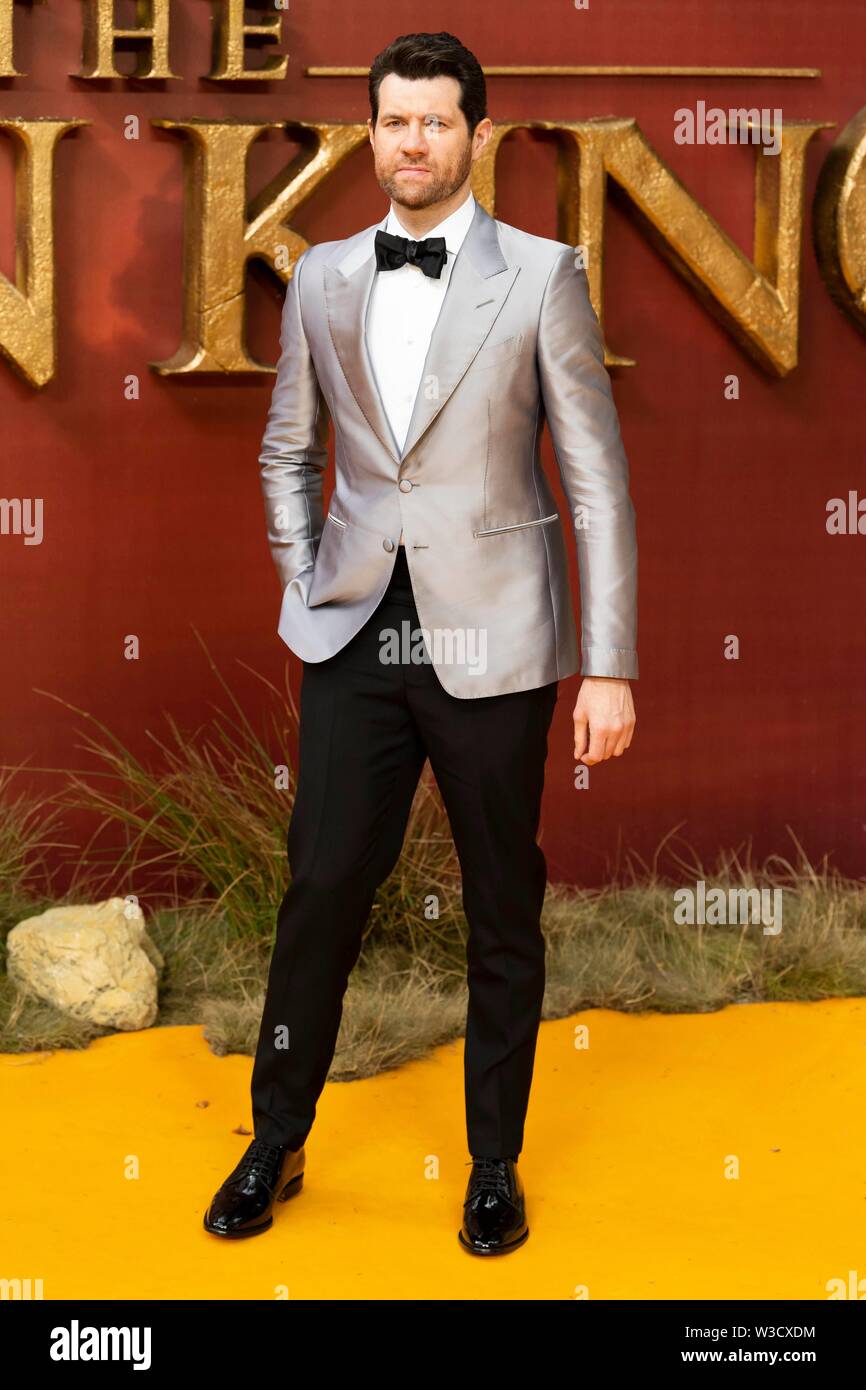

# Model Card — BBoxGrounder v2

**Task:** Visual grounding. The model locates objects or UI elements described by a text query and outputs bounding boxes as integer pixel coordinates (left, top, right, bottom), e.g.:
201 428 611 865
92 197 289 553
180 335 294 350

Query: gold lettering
0 0 21 79
150 121 367 374
814 104 866 336
79 0 177 81
0 118 89 387
476 118 830 374
208 0 288 82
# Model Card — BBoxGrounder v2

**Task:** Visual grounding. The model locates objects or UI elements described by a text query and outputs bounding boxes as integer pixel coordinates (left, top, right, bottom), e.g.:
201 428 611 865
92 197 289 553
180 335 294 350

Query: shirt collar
386 191 476 257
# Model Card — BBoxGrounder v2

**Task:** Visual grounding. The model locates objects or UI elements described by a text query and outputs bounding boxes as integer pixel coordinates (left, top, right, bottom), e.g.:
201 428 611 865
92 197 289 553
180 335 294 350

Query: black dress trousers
250 546 559 1159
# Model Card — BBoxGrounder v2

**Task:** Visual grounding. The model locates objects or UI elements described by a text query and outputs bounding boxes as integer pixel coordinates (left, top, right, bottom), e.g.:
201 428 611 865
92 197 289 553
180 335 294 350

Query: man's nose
400 121 429 156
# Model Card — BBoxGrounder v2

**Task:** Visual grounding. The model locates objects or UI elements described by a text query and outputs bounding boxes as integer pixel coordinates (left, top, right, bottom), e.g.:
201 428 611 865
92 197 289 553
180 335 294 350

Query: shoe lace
235 1140 284 1186
465 1158 513 1204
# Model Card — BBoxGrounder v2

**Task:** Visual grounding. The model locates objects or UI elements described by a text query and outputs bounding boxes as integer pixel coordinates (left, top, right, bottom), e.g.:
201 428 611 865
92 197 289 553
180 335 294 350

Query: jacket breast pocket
472 332 526 372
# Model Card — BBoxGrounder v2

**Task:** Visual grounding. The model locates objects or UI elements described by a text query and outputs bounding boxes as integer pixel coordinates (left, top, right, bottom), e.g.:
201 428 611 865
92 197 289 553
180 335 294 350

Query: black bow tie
374 228 448 280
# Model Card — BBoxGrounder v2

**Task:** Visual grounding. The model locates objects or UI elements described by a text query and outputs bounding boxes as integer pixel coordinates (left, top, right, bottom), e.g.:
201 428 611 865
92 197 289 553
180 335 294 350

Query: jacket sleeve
536 247 638 680
258 249 330 589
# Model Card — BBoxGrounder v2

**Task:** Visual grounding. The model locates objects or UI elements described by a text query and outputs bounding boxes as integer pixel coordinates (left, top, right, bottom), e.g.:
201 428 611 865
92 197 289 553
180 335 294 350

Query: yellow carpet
2 999 864 1300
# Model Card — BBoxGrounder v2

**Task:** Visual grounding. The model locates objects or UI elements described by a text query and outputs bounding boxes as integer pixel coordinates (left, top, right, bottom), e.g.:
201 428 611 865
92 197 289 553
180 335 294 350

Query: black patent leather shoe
458 1157 529 1255
203 1139 305 1238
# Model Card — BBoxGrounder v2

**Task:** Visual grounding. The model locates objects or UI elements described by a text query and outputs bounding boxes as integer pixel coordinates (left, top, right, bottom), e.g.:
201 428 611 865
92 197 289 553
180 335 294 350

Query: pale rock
6 897 163 1030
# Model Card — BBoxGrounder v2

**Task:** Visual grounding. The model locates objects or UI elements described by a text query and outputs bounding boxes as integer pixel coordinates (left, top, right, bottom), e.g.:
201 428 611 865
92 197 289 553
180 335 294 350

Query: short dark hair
368 32 487 134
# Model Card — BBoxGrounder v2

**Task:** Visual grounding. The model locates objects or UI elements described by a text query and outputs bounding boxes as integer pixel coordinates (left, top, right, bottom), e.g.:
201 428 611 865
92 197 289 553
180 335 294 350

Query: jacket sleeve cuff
580 646 639 680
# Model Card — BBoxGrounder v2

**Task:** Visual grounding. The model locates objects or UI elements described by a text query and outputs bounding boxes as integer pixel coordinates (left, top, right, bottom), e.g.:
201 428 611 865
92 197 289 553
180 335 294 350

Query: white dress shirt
366 192 476 543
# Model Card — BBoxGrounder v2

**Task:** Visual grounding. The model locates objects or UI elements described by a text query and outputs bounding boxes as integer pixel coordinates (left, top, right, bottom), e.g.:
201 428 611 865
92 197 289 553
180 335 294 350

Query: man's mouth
397 167 432 176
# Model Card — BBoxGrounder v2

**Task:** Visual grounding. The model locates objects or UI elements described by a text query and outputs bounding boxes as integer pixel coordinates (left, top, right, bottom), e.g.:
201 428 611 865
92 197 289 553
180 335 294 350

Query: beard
377 142 474 210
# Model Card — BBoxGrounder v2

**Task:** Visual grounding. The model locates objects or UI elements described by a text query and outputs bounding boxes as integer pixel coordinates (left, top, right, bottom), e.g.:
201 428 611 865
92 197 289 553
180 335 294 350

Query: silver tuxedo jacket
258 201 638 698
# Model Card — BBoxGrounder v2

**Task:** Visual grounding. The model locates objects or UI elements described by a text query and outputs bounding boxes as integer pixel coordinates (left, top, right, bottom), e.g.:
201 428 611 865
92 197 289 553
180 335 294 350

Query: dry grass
4 853 866 1077
1 641 865 1074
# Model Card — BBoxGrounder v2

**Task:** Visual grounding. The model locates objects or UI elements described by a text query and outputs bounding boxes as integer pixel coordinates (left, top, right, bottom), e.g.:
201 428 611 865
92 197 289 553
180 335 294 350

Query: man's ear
366 117 375 148
472 116 494 158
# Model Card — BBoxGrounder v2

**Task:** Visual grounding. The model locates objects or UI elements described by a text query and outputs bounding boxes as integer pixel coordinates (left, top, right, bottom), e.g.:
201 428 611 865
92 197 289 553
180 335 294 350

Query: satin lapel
323 230 401 465
322 205 517 466
400 206 519 461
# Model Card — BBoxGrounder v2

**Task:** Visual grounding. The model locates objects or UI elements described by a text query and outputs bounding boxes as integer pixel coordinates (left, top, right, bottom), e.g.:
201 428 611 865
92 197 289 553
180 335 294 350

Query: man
204 31 637 1255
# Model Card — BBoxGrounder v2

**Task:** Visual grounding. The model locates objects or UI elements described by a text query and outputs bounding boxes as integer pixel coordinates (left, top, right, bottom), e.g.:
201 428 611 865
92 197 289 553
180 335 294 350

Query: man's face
367 72 491 210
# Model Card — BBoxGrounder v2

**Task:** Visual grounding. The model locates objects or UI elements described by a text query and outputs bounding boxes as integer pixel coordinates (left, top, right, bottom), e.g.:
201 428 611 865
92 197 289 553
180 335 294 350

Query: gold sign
0 1 862 386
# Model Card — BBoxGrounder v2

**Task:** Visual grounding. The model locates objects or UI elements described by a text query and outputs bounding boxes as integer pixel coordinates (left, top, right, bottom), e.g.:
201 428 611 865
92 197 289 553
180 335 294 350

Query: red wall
2 0 865 886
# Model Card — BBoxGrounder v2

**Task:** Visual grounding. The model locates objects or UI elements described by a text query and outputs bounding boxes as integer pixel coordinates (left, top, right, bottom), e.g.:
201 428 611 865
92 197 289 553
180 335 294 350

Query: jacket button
383 538 395 552
399 479 413 493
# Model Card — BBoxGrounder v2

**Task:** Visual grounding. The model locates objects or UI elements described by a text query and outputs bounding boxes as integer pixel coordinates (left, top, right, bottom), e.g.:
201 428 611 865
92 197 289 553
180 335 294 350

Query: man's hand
573 677 636 765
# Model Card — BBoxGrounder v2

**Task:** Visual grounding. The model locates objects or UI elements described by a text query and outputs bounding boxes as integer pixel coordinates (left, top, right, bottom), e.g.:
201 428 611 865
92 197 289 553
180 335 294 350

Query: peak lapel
323 226 401 465
400 204 519 461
